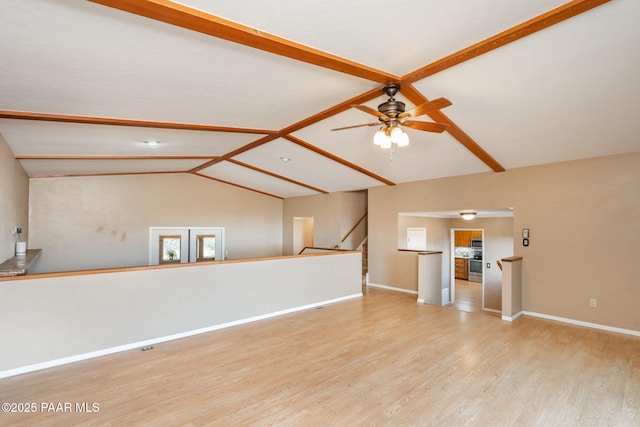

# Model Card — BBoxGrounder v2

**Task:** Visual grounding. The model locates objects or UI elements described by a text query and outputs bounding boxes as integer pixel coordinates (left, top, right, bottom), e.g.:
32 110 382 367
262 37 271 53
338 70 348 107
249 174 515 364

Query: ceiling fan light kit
332 84 451 157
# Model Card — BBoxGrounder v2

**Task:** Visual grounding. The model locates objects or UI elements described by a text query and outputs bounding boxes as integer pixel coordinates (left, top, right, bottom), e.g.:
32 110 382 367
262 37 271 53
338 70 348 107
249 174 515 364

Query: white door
407 227 427 251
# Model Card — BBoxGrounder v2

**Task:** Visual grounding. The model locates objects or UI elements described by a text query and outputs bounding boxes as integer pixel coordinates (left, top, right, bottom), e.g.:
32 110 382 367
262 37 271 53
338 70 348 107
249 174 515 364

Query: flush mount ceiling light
460 212 477 220
280 156 291 162
144 140 159 146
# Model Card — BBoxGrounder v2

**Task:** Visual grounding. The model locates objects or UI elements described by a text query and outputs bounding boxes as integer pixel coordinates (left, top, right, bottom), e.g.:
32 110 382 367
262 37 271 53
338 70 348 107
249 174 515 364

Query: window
195 235 216 261
159 235 182 264
149 227 225 265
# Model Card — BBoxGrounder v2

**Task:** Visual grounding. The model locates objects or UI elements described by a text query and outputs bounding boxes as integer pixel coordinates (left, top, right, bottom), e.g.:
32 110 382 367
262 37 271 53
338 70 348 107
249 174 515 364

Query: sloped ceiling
1 0 639 199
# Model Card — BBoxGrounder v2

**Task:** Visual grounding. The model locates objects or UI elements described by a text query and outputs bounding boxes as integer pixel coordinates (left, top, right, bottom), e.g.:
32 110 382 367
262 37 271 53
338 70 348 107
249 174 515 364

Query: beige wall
340 191 367 249
28 173 283 273
0 134 29 262
396 215 451 295
396 215 512 310
369 153 640 331
283 191 367 255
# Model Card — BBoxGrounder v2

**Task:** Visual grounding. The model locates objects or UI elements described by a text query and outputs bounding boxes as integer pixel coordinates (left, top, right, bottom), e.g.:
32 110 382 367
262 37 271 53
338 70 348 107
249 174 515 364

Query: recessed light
280 156 291 162
144 140 159 146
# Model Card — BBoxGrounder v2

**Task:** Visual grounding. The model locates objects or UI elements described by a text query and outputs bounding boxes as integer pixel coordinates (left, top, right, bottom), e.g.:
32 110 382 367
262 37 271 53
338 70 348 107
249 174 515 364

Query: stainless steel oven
468 259 482 282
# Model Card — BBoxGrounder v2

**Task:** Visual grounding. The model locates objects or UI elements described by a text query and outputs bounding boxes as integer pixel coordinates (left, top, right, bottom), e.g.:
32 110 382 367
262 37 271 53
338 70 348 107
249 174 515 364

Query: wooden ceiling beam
227 159 328 194
88 0 397 84
402 0 611 84
400 85 505 172
280 87 382 135
0 110 275 134
189 134 280 173
193 172 284 200
15 155 218 160
283 135 395 186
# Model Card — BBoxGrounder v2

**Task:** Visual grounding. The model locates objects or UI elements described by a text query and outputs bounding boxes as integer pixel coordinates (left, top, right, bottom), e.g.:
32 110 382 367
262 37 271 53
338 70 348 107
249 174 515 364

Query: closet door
188 228 225 263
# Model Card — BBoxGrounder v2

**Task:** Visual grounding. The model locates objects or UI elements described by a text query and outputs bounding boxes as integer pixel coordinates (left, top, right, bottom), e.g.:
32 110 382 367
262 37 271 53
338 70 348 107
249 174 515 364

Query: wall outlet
14 227 22 234
486 262 491 268
589 298 597 308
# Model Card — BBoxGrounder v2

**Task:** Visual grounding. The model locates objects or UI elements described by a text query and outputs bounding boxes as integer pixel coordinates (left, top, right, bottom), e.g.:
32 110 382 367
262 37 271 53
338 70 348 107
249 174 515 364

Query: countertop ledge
0 249 42 277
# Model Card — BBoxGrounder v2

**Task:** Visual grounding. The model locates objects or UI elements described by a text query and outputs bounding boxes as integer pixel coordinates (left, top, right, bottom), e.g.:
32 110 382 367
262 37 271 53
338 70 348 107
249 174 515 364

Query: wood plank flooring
450 279 484 314
1 287 638 426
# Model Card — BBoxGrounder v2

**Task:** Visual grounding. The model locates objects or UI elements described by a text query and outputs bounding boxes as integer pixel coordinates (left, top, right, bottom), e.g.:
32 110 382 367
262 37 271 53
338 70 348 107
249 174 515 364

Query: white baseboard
523 311 640 337
502 311 523 322
0 293 362 379
367 282 418 295
483 308 501 314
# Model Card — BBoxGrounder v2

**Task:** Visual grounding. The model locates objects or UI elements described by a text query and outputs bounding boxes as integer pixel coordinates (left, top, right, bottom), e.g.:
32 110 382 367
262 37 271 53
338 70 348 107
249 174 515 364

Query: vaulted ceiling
1 0 639 199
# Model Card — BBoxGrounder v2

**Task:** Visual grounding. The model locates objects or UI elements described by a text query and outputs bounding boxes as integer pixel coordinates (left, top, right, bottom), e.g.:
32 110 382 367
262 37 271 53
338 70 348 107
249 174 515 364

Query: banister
298 246 354 255
340 211 367 244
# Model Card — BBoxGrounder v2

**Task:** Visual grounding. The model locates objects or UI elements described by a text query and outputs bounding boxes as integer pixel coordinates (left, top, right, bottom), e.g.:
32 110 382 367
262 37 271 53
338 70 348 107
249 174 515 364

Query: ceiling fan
332 84 451 149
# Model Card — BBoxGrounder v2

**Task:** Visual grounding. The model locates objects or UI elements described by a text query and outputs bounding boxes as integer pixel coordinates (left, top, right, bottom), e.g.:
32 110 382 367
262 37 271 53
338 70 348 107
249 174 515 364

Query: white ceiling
1 0 639 199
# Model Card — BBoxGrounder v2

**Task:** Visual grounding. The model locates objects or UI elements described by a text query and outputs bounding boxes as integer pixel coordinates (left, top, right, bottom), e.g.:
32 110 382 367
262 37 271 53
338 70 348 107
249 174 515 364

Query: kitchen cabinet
455 230 482 247
455 257 468 280
455 230 470 247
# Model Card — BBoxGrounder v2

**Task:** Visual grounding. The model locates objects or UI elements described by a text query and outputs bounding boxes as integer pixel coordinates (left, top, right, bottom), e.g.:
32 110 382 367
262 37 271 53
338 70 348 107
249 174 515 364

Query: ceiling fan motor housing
378 84 405 118
378 99 405 118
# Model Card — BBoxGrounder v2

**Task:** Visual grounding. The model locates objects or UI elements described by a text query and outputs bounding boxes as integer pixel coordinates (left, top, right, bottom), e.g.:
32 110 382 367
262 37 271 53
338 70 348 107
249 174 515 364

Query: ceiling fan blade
352 104 389 120
331 122 380 131
402 121 449 133
398 97 452 119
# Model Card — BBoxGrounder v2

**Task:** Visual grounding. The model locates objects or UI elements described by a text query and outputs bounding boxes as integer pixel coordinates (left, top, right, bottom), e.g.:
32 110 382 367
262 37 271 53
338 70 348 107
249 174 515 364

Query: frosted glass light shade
395 130 409 147
379 136 392 149
373 129 387 146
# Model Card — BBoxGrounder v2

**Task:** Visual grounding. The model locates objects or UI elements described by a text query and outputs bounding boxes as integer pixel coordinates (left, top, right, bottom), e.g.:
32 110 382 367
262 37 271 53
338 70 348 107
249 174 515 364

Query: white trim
483 307 501 314
523 311 640 337
501 311 523 322
0 293 362 379
441 288 450 306
417 298 425 304
368 282 418 295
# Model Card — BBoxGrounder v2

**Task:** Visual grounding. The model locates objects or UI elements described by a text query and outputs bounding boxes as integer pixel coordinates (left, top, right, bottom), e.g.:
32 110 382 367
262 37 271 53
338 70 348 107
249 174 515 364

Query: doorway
293 217 314 254
450 228 484 313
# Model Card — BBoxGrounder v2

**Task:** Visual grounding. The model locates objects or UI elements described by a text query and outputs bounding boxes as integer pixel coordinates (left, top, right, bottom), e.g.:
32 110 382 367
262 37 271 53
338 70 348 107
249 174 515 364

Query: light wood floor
1 287 639 426
450 279 484 314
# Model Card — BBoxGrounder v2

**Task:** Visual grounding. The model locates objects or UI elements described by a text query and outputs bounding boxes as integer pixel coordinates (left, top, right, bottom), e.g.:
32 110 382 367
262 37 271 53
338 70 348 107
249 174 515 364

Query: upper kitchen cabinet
455 230 482 247
455 230 471 247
